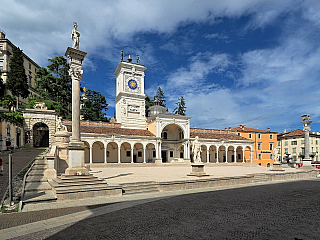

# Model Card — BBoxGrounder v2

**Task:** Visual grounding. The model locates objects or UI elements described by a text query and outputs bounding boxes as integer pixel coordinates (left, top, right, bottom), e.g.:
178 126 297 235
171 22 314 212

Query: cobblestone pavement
0 148 45 202
5 179 320 240
0 203 112 230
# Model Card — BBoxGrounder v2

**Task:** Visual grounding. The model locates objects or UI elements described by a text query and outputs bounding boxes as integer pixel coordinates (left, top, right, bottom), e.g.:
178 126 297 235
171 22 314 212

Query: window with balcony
291 141 297 145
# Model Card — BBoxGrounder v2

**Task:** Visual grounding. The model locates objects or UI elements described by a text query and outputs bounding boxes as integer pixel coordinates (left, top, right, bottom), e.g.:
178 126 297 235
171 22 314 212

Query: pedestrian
0 157 3 175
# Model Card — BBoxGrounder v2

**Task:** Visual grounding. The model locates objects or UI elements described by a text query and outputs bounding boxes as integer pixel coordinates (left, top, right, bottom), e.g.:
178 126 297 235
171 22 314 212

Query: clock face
128 79 138 90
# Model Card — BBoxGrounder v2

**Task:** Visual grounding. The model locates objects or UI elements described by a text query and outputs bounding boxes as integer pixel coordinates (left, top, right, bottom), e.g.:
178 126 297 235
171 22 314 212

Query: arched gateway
22 108 59 147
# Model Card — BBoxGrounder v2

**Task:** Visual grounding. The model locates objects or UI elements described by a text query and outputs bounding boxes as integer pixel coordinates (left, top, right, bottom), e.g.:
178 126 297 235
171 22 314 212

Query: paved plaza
89 163 299 184
0 178 319 239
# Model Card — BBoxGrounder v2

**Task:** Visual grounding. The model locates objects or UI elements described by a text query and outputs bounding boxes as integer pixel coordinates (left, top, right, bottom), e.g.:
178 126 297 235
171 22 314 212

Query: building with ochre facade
229 125 278 167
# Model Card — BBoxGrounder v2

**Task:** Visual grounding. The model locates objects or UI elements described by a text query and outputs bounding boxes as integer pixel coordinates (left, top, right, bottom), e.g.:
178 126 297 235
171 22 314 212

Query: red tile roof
190 132 250 141
279 129 304 138
64 124 155 137
230 125 277 133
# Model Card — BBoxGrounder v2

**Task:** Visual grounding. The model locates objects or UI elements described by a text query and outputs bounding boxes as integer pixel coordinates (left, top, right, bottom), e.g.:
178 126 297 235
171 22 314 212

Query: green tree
6 46 29 108
145 95 154 117
173 96 187 116
35 56 72 117
154 87 166 107
0 69 5 98
1 95 16 112
80 88 108 122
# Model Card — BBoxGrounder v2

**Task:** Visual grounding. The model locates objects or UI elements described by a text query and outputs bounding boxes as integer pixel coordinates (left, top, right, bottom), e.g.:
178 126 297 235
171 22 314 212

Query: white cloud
1 0 311 66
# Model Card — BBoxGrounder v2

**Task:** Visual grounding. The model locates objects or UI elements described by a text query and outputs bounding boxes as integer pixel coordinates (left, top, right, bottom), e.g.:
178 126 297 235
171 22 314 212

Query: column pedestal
155 158 163 164
187 163 209 177
270 162 284 171
301 158 314 169
65 142 89 175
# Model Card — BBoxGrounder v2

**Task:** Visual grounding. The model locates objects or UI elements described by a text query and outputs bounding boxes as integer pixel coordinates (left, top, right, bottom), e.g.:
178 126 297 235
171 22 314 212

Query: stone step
32 165 47 170
25 182 52 192
34 159 47 165
123 186 159 195
120 182 160 195
58 174 97 181
26 176 48 182
28 170 45 176
50 179 106 188
23 191 57 204
119 181 157 186
123 188 160 195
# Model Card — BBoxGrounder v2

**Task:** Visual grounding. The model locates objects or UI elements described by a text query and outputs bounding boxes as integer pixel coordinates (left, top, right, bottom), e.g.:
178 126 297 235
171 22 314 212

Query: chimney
224 128 227 131
267 127 270 131
284 129 287 133
229 127 231 131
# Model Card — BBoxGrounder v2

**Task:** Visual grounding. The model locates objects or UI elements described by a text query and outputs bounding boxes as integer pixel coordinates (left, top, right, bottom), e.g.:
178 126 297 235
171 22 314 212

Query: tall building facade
230 125 278 167
0 31 40 106
277 129 320 163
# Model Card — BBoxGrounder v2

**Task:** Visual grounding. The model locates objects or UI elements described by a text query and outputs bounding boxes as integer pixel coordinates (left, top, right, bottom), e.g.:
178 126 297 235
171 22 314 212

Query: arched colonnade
83 140 157 164
198 144 253 163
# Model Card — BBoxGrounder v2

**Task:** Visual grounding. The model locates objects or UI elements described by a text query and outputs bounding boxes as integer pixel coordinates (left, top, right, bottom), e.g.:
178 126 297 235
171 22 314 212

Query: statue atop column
301 114 313 167
71 22 80 49
192 136 202 163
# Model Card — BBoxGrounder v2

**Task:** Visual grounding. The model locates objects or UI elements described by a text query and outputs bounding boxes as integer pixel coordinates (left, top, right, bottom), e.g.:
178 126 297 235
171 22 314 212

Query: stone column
131 147 134 163
234 149 236 162
118 146 121 163
207 149 209 163
64 46 88 175
302 115 313 167
225 148 228 163
89 146 92 164
242 149 245 163
104 146 107 163
216 148 219 163
143 146 146 163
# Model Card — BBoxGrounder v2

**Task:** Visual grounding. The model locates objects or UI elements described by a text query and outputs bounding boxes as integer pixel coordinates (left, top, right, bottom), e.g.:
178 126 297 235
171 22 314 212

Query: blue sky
2 0 320 133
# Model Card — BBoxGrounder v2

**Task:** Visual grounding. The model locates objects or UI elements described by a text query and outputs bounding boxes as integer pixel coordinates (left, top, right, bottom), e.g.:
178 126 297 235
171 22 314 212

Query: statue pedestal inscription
187 163 209 177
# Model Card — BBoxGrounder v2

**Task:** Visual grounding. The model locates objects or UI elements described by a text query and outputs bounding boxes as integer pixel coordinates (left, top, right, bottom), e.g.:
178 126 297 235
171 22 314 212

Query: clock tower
114 54 147 129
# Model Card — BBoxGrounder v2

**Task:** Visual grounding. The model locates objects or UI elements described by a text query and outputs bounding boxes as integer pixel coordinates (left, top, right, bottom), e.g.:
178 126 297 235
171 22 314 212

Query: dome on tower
147 99 168 117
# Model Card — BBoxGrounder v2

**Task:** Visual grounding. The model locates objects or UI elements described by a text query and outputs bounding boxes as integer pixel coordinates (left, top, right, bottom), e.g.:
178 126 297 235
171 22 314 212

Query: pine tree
145 95 154 117
6 46 30 108
80 89 108 121
35 56 72 117
154 87 166 107
173 96 187 116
